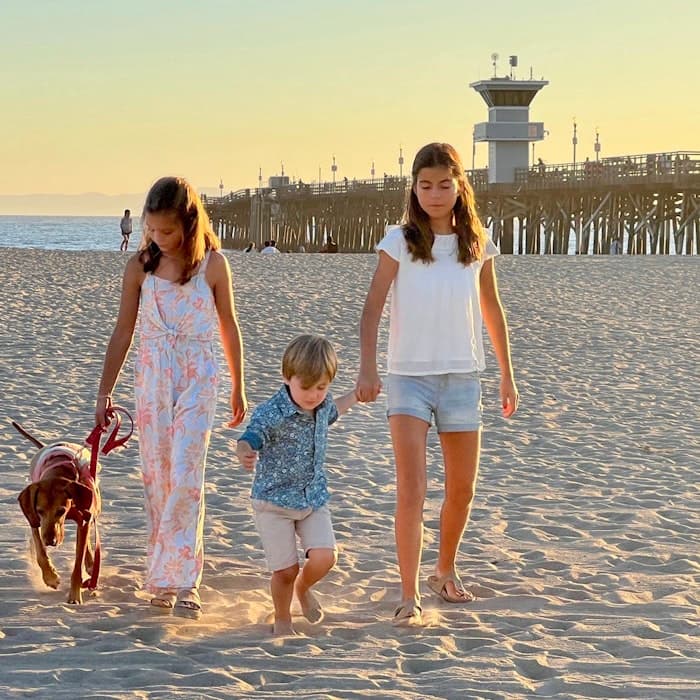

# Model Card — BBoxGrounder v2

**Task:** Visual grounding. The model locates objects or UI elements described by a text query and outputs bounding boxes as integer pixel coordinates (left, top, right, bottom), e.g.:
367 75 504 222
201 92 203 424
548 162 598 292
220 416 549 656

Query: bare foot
273 620 297 636
295 587 324 624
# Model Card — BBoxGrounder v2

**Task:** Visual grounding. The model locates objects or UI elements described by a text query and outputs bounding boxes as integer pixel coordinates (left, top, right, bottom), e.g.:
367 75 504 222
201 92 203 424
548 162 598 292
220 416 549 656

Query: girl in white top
356 143 519 626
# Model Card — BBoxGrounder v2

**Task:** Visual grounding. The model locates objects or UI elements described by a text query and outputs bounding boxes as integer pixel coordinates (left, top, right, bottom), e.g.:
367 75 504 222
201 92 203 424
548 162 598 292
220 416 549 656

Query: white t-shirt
376 225 499 375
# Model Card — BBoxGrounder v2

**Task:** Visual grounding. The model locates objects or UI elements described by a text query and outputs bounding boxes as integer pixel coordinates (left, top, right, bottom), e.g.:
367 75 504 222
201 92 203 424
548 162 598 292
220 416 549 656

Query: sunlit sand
1 249 698 698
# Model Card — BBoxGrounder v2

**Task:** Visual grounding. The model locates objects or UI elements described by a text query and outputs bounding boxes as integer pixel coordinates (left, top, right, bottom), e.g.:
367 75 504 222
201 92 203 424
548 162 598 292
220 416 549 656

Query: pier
204 151 700 255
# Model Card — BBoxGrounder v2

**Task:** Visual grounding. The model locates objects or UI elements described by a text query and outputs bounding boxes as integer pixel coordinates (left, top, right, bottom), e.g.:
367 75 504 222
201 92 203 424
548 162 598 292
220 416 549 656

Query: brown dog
15 421 101 604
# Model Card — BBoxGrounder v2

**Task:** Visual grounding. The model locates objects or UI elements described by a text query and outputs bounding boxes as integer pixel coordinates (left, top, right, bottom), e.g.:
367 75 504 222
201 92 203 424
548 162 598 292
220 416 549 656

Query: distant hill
0 188 222 216
0 192 146 216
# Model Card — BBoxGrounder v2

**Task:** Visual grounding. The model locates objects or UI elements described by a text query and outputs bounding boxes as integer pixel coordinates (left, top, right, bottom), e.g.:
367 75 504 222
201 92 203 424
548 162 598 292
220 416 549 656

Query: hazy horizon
0 190 222 216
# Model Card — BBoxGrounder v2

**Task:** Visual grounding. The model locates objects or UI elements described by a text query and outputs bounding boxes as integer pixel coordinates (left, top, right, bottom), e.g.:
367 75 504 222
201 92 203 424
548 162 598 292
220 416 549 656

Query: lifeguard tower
470 55 548 183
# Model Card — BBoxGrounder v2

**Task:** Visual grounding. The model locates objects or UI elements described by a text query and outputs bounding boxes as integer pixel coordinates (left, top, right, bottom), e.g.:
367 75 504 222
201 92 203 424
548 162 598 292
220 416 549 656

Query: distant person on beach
244 241 256 253
235 334 358 636
609 238 622 255
320 236 338 253
95 176 247 620
356 142 519 626
261 240 281 255
120 209 133 251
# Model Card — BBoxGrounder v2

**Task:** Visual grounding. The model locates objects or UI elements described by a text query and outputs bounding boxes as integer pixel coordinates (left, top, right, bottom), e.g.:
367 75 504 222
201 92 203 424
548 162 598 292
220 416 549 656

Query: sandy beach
0 248 698 699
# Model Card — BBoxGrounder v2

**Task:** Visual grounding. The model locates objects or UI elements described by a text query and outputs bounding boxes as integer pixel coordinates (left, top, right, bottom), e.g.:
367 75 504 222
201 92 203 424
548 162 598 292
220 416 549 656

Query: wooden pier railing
204 151 700 255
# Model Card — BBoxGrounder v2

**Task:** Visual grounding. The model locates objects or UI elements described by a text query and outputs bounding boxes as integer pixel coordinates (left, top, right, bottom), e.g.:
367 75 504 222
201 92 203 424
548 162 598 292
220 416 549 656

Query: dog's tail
11 421 44 449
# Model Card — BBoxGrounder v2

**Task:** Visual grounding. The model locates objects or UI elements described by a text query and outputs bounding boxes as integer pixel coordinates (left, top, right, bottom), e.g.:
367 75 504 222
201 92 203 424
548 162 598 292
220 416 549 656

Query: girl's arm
95 256 144 426
479 258 519 418
209 251 248 427
356 251 397 402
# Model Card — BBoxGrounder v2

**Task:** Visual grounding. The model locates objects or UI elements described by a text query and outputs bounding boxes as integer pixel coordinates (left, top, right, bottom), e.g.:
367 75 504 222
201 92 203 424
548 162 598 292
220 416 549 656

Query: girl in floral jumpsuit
95 176 247 619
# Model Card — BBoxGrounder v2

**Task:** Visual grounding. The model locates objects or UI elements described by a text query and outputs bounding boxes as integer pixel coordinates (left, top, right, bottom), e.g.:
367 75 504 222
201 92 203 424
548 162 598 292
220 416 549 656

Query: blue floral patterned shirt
238 385 339 510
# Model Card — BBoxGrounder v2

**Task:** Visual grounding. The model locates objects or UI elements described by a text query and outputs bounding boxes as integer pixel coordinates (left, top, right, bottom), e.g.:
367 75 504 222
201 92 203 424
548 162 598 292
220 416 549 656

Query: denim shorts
385 372 482 432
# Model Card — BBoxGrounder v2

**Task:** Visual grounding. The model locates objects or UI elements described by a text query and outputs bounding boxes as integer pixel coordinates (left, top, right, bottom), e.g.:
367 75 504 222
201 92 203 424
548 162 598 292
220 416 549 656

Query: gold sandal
173 587 202 620
150 590 177 612
392 599 423 627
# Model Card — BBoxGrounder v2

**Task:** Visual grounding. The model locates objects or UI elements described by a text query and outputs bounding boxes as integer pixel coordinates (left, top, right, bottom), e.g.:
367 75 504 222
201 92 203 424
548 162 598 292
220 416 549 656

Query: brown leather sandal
427 569 476 603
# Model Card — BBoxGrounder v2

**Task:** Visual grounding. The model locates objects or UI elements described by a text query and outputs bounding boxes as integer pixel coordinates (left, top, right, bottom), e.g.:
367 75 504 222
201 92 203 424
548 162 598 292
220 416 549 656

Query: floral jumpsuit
134 252 218 592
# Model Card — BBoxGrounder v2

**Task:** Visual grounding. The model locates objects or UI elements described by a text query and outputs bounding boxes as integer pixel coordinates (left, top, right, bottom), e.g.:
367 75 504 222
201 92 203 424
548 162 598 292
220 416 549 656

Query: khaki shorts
252 499 336 572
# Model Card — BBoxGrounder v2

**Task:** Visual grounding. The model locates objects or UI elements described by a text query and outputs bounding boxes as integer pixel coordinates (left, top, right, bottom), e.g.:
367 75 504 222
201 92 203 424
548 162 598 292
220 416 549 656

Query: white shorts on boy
252 500 337 572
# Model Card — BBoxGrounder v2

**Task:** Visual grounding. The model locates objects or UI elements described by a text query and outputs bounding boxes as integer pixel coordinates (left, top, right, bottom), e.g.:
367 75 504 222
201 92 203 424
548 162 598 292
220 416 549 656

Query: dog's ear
65 480 93 515
18 484 41 528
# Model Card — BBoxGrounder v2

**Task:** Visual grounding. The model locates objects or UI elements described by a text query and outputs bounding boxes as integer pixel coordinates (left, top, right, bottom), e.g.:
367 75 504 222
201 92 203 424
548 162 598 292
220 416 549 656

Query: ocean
0 215 685 255
0 216 129 252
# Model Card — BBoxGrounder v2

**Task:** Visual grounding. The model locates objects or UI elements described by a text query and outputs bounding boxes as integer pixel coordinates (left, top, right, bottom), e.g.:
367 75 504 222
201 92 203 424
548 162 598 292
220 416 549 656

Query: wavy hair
139 176 220 284
403 143 486 265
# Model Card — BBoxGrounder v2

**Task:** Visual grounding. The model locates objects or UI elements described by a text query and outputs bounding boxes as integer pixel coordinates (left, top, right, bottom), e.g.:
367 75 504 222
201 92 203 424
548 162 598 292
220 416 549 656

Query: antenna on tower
491 52 499 78
509 55 518 79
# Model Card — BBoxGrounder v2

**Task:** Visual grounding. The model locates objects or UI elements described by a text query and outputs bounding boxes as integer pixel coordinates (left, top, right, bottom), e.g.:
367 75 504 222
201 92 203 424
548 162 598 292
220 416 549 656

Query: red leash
82 405 134 591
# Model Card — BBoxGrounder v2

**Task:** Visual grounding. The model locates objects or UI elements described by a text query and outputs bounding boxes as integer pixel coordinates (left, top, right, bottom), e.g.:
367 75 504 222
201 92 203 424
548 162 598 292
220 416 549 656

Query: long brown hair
139 176 220 284
403 143 486 265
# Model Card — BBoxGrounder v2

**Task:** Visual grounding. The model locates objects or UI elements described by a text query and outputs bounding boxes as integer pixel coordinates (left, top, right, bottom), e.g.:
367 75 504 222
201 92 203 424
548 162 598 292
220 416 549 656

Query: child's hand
94 395 113 428
229 388 248 427
236 440 257 470
355 367 382 403
501 375 519 418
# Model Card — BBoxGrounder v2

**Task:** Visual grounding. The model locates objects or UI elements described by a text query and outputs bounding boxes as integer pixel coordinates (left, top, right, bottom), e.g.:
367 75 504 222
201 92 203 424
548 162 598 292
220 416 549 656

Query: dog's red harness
80 405 134 591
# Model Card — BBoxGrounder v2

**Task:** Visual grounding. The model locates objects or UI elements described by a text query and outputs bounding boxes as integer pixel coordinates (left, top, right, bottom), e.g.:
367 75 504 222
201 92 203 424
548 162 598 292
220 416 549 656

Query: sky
1 0 698 211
